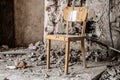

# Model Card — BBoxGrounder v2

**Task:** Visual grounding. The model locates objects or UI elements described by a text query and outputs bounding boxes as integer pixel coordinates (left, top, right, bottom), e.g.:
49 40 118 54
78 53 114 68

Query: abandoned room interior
0 0 120 80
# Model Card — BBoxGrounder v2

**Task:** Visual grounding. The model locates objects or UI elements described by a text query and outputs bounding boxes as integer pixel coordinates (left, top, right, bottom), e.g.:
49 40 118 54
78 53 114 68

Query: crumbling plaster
44 0 120 50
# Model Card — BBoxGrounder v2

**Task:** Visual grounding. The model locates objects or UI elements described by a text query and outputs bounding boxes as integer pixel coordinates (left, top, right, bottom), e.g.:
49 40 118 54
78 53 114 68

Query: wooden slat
47 39 51 69
66 21 69 35
46 35 85 41
81 21 86 36
45 35 68 41
63 7 87 22
65 40 70 74
69 36 85 41
81 38 87 68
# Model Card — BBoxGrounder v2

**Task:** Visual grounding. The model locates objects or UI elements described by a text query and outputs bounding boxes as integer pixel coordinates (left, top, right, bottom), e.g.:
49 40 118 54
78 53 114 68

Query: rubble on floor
99 56 120 80
0 40 109 68
0 40 117 80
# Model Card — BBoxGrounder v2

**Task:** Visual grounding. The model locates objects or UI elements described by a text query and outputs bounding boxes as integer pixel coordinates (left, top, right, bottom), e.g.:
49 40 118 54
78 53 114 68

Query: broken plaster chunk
17 61 27 69
47 25 54 33
1 45 9 50
35 41 41 47
107 68 117 76
44 73 50 78
28 43 36 50
31 58 37 62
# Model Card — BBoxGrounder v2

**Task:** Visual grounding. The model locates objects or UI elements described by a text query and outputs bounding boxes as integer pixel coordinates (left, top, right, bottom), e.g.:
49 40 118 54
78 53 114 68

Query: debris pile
0 40 109 68
86 41 109 62
99 56 120 80
24 41 83 67
20 40 109 67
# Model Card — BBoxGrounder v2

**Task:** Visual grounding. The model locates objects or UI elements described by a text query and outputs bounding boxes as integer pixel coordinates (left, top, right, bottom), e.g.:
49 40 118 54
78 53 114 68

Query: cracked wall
44 0 120 59
44 0 120 48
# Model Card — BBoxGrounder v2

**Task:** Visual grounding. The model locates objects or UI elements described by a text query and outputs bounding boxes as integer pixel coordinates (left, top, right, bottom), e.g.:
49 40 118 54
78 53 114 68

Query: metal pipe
86 37 120 53
109 47 120 53
108 0 114 48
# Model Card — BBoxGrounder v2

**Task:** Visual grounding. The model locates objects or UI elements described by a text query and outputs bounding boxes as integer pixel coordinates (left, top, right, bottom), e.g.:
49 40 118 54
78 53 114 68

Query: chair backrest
63 7 88 36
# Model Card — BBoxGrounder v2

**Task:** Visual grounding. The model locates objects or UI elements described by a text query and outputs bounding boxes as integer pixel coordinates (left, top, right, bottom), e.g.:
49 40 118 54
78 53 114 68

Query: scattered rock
31 58 38 62
1 45 9 50
107 68 116 76
17 61 27 69
35 41 41 47
44 73 50 78
100 56 120 80
28 43 36 50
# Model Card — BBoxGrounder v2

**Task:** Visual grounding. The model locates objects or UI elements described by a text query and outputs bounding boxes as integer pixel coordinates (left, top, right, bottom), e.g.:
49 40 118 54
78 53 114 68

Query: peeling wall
44 0 120 46
86 0 111 44
86 0 120 49
44 0 68 35
110 0 120 49
44 0 120 57
14 0 44 46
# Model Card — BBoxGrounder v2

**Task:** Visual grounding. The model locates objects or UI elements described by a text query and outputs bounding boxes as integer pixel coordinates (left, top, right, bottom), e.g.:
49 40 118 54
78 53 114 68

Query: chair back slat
63 7 87 22
63 7 87 36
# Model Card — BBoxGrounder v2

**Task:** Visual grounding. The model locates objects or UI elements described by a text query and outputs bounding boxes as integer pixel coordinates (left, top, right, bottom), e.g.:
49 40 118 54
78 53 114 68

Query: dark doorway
0 0 15 47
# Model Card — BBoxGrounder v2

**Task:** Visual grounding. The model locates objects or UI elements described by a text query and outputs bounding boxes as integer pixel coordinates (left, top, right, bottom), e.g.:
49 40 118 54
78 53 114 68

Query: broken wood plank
0 50 28 55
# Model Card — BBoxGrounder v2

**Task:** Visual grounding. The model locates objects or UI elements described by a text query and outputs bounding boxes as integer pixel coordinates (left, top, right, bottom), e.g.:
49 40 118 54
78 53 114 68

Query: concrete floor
0 59 109 80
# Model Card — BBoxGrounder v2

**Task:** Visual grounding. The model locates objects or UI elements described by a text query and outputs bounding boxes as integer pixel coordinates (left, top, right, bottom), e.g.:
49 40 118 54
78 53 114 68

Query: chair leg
81 38 87 68
65 40 70 74
47 39 51 69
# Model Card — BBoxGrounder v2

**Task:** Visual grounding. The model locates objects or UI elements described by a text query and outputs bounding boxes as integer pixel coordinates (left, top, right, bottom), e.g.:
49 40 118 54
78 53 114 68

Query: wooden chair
45 6 88 74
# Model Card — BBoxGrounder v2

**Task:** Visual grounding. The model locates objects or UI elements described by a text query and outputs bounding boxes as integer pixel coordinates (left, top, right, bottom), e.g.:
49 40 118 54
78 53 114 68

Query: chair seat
45 34 85 41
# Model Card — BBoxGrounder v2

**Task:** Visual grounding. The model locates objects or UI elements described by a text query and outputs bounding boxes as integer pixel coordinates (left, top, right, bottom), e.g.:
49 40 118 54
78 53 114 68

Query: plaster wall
44 0 120 49
14 0 44 46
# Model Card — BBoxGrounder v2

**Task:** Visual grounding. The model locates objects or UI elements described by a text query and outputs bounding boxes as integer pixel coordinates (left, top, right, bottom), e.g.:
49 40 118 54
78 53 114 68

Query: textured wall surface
44 0 120 57
14 0 44 46
86 0 120 48
45 0 120 46
110 0 120 49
